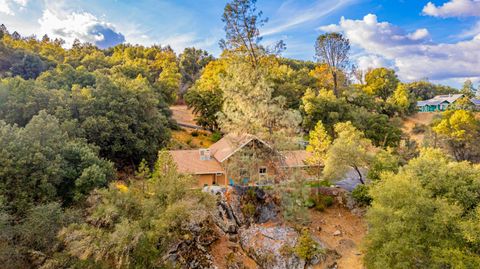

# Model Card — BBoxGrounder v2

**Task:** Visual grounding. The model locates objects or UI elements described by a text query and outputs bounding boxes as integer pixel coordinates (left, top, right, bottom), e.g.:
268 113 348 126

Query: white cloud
262 0 357 37
458 21 480 38
0 0 28 15
356 54 391 71
423 0 480 18
38 8 125 48
319 14 480 82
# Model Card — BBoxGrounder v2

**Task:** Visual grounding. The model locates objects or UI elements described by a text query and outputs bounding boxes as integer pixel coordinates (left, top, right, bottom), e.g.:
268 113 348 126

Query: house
169 133 317 187
416 94 464 112
470 98 480 109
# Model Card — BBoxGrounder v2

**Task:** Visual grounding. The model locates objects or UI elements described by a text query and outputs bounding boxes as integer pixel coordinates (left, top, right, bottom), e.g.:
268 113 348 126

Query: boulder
239 225 326 269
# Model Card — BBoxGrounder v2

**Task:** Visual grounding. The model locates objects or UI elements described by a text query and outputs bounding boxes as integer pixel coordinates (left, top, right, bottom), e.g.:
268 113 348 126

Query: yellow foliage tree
433 109 480 161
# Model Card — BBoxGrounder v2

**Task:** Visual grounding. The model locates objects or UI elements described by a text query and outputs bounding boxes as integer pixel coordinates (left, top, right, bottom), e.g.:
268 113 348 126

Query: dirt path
309 205 367 269
170 105 199 127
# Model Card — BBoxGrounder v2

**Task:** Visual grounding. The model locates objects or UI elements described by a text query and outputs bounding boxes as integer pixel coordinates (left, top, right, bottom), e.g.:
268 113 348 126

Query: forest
1 0 480 268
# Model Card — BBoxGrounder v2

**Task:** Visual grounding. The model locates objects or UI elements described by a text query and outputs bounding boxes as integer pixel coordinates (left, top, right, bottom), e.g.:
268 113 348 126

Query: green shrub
211 131 222 142
323 196 334 207
295 229 324 263
191 130 199 137
308 194 334 211
242 202 256 217
304 197 315 208
307 180 332 188
352 184 372 206
315 203 325 212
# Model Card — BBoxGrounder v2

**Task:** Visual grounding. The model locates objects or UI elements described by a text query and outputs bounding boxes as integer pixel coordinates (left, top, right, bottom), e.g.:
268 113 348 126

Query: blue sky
1 0 480 87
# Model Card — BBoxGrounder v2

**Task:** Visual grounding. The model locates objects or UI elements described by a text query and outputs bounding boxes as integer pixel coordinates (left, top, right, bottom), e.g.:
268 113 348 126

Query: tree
309 63 347 93
432 109 480 161
386 83 416 116
0 111 114 214
406 80 457 100
364 68 399 101
306 121 331 166
57 151 216 268
270 60 316 109
364 148 480 268
301 88 351 134
367 149 399 181
185 86 223 131
323 122 376 184
461 79 475 98
220 0 267 67
76 74 171 166
185 59 227 130
217 60 301 143
314 32 350 97
350 110 403 148
179 47 214 95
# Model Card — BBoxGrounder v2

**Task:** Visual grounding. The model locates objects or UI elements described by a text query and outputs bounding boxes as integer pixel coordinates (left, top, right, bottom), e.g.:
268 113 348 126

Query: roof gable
209 133 272 162
417 94 464 107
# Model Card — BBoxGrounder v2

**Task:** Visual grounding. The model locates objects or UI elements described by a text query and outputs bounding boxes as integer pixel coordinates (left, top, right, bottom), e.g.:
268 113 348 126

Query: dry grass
171 129 214 149
402 112 437 144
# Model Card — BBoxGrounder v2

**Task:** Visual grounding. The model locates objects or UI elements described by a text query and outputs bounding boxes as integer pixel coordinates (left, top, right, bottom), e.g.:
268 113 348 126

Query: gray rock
239 225 326 269
333 230 342 236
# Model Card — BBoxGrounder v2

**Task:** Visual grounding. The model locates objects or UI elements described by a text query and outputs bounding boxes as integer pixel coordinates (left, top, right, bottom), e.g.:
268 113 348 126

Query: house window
199 149 210 160
259 167 267 177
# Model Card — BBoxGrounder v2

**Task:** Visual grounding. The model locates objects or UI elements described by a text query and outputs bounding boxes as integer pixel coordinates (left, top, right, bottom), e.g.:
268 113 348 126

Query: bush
304 198 316 208
323 196 334 207
308 194 334 211
295 229 324 263
307 180 332 188
211 131 222 142
242 202 256 217
315 203 325 212
412 123 427 134
191 130 199 137
352 184 372 206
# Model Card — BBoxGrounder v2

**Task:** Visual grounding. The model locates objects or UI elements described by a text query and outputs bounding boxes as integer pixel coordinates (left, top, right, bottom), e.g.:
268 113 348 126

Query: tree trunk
353 165 365 184
332 71 338 97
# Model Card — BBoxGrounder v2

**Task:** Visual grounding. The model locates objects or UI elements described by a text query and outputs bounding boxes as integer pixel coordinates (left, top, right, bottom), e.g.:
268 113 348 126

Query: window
259 167 267 176
199 149 210 160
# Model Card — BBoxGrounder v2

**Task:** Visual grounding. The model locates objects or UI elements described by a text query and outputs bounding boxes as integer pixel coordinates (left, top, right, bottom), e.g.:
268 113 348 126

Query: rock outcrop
163 215 220 268
211 186 327 269
239 225 306 269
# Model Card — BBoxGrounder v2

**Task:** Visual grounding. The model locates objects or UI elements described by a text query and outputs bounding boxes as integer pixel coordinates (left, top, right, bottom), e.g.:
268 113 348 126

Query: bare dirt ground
402 112 436 144
309 205 367 269
211 232 258 269
170 105 198 126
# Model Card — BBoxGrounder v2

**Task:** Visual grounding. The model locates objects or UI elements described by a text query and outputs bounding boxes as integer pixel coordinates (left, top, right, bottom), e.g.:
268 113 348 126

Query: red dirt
309 205 367 269
211 233 258 269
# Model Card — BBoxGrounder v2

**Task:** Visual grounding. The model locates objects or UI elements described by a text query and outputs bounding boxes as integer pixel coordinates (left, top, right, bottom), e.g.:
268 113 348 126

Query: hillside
402 112 436 144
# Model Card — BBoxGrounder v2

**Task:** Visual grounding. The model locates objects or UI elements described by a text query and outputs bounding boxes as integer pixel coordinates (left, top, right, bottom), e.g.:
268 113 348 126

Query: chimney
199 149 211 161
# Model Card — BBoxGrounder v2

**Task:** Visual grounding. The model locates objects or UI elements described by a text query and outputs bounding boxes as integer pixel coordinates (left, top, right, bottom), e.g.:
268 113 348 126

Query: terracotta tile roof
281 150 315 167
209 133 258 162
169 150 224 175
